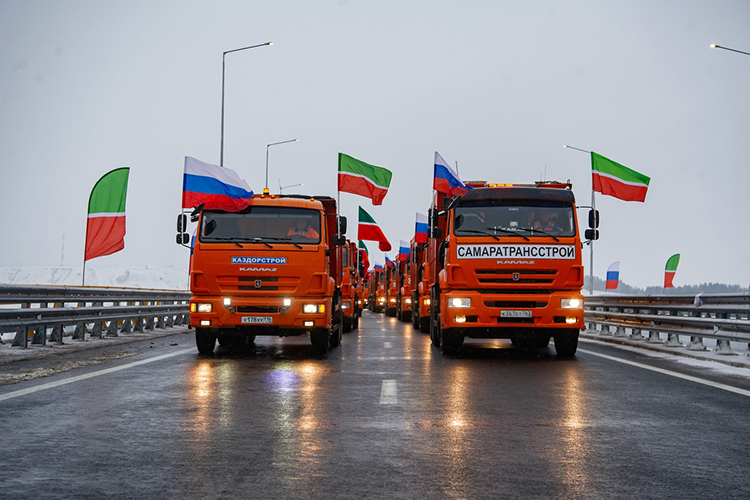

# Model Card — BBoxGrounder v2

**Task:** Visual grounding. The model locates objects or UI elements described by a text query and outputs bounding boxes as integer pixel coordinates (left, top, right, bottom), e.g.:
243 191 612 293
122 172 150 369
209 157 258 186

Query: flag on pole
85 167 130 262
338 153 393 205
434 152 471 197
415 212 428 243
398 240 411 262
358 240 370 272
182 156 254 211
385 255 396 269
373 263 384 271
591 152 650 202
664 254 680 288
358 206 391 252
606 261 620 290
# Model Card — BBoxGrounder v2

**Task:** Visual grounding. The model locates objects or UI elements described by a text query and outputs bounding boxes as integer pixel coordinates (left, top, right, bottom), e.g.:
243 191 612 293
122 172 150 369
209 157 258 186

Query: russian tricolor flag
182 156 254 212
373 263 384 271
606 261 620 290
415 212 428 243
398 240 411 262
385 255 396 269
433 152 471 197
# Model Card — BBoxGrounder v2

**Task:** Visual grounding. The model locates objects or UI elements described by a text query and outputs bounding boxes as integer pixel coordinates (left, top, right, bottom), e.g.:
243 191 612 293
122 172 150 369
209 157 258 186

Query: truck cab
428 182 584 356
185 194 346 355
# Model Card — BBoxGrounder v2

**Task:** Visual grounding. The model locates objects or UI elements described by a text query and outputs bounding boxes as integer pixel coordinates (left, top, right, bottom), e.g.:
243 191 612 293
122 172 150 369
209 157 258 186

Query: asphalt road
1 311 750 499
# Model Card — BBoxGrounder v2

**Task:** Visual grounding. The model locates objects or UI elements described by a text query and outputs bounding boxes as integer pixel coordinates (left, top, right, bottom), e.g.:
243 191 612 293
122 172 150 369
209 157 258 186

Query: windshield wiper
486 227 531 242
251 238 273 249
516 227 560 242
208 237 245 248
454 229 500 241
255 236 303 249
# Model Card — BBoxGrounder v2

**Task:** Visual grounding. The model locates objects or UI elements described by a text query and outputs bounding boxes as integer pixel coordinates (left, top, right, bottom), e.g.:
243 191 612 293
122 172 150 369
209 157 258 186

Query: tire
429 289 440 346
554 329 579 358
310 328 330 355
343 316 352 333
195 328 216 355
401 310 412 323
439 325 463 355
352 310 359 330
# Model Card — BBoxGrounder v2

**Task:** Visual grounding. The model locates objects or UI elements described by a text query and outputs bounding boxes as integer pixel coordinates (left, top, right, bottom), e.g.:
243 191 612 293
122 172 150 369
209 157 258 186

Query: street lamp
710 43 750 57
266 138 298 191
279 181 303 194
220 41 273 166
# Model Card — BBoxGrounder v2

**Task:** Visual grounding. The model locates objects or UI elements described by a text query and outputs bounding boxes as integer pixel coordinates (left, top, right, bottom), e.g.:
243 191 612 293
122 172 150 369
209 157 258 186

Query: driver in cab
287 218 319 239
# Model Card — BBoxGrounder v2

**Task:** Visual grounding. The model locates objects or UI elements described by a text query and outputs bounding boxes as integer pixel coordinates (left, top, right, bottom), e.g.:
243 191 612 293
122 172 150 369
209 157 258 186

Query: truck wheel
343 316 352 333
195 328 216 355
402 311 412 323
439 325 463 355
310 328 330 355
554 329 579 358
429 288 440 345
352 313 359 330
420 316 430 334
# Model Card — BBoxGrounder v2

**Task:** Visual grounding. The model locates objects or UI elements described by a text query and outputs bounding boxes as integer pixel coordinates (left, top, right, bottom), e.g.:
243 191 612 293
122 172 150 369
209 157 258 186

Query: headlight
223 297 231 306
191 303 212 313
449 298 471 308
302 303 323 314
283 298 292 307
561 298 583 309
342 301 351 309
390 298 397 303
405 298 412 304
424 298 431 306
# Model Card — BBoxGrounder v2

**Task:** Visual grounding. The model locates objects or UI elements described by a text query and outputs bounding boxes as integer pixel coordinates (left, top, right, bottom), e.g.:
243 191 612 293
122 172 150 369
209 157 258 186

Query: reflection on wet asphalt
1 311 750 499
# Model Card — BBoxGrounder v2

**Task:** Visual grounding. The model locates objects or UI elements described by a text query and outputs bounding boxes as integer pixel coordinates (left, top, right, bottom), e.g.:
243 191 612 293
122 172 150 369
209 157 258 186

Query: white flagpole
563 145 595 294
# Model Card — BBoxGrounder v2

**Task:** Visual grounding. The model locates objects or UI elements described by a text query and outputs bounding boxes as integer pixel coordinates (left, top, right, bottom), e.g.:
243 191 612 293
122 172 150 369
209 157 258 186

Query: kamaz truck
427 182 584 356
181 193 347 355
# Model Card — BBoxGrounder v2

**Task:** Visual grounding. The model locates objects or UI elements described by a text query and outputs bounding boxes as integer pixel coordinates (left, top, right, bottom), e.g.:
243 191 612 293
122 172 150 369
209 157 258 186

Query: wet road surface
1 311 750 499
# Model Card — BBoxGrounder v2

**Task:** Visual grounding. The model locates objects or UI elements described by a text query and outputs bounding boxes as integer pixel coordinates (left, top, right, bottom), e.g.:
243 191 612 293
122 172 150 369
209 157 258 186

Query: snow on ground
0 266 188 290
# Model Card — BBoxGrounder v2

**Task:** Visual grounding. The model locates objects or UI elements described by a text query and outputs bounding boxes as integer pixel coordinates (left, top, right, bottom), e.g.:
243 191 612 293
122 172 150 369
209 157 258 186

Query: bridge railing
0 285 191 348
584 293 750 355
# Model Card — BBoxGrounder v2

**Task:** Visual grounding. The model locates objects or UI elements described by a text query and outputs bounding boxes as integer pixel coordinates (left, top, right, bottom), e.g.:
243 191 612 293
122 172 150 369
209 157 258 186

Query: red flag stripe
85 216 126 261
338 173 389 205
593 173 648 202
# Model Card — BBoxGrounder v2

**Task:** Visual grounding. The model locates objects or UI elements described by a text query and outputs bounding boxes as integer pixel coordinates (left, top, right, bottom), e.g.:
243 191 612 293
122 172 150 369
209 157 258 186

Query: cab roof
457 186 576 205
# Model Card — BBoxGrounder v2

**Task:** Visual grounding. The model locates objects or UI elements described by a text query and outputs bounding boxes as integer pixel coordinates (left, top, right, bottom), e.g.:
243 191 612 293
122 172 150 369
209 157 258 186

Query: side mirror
585 229 599 241
431 227 442 239
177 213 188 232
332 234 347 246
588 209 600 229
176 233 190 245
338 216 347 235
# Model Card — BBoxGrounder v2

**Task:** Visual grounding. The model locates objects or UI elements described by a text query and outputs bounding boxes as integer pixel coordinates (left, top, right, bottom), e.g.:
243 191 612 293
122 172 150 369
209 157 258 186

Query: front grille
475 269 557 285
217 275 299 293
239 285 278 291
237 306 279 313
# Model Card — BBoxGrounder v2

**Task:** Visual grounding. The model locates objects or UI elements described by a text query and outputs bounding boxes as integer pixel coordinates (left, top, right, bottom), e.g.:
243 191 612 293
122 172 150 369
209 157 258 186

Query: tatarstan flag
358 206 391 252
591 152 650 202
358 240 370 272
664 254 680 288
338 153 392 205
85 167 130 261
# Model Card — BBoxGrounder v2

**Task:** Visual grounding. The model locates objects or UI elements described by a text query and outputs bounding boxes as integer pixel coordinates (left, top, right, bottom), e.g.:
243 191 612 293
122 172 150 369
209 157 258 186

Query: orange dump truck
411 238 430 333
385 262 399 317
369 267 386 313
396 256 412 323
427 182 584 356
341 239 360 332
184 194 347 354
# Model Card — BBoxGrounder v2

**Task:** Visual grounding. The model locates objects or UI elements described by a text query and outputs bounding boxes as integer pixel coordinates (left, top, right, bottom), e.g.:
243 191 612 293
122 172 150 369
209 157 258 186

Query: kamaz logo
496 260 535 265
238 267 277 272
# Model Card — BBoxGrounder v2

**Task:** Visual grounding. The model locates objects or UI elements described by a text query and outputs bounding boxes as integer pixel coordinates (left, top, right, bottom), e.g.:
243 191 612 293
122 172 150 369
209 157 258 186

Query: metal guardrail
584 293 750 355
0 285 191 348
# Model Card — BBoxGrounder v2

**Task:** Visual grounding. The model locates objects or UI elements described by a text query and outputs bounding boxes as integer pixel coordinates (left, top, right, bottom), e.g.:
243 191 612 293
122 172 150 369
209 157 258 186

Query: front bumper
189 296 331 330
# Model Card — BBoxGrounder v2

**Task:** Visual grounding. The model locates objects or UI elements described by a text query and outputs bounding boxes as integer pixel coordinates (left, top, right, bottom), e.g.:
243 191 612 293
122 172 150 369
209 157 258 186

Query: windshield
200 207 322 244
454 202 576 238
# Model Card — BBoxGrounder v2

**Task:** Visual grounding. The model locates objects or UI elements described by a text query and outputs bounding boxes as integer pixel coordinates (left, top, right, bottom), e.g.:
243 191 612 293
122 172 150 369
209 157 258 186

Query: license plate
500 310 532 318
241 316 273 324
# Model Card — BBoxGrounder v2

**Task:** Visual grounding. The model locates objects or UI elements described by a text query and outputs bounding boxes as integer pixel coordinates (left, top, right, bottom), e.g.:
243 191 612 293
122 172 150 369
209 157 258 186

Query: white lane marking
579 349 750 398
379 379 398 404
384 342 392 348
0 348 195 403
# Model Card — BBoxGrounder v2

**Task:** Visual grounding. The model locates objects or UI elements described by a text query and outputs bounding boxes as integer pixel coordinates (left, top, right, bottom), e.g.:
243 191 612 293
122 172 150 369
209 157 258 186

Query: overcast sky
1 0 749 289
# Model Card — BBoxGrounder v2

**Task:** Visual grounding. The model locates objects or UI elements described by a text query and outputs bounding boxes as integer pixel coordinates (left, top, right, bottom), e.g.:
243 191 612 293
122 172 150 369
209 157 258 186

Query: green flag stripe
358 240 369 255
591 153 650 186
358 206 377 224
665 254 680 271
88 167 130 214
339 153 392 189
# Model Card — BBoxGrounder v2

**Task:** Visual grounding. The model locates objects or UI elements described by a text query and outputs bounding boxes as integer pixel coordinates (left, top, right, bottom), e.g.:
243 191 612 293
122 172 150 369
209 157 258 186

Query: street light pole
220 41 272 166
711 43 750 57
265 138 298 191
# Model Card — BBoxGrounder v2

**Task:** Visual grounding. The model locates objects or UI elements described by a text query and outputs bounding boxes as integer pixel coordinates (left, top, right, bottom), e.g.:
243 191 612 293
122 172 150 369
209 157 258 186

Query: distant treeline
584 276 748 295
